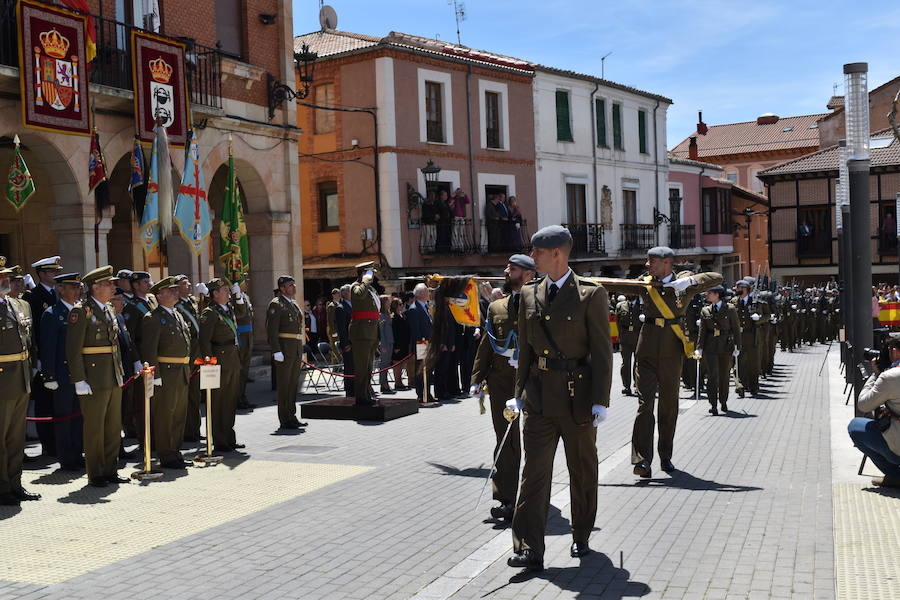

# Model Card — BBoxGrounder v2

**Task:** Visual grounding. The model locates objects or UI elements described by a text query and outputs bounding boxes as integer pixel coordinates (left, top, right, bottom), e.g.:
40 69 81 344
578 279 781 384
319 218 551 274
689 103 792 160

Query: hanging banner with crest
17 0 90 136
131 30 189 146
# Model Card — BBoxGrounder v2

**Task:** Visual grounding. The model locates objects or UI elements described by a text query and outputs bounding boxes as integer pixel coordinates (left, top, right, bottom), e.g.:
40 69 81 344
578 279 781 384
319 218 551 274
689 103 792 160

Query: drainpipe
653 99 660 245
465 64 478 249
590 79 600 232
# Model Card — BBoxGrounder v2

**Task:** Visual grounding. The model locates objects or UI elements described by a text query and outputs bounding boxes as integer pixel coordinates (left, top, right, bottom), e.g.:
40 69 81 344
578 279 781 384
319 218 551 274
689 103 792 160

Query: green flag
5 135 35 211
219 141 249 282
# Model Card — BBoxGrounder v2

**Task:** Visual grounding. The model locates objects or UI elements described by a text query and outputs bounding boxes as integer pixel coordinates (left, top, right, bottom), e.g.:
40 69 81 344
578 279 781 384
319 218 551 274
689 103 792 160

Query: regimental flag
219 141 249 283
5 136 36 212
447 278 480 327
128 136 147 218
140 131 160 254
174 130 212 256
58 0 96 62
88 128 110 211
154 122 174 238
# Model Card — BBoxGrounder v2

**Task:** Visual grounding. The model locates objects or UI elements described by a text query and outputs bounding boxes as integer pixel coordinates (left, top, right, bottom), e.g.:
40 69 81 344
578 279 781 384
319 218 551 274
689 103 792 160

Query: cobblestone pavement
0 344 895 599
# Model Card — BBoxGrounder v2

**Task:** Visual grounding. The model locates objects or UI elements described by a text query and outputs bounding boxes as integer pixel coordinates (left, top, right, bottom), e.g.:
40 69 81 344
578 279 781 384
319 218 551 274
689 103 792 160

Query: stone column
245 211 292 347
48 203 115 274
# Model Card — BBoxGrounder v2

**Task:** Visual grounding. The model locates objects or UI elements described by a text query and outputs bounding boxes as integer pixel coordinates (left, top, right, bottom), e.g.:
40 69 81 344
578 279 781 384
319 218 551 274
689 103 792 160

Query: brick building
0 0 299 342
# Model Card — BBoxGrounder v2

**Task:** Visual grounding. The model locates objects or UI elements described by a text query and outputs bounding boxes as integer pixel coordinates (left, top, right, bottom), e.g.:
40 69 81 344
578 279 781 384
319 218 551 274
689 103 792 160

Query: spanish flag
448 278 481 327
59 1 97 62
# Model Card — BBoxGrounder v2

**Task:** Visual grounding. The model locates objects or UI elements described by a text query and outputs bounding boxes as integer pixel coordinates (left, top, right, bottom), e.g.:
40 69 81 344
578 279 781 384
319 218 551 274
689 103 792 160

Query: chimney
697 111 708 135
688 136 698 160
756 113 779 125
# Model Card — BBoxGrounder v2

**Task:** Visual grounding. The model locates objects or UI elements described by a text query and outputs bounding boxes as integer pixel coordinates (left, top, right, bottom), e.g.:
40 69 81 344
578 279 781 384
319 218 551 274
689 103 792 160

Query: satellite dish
320 5 338 30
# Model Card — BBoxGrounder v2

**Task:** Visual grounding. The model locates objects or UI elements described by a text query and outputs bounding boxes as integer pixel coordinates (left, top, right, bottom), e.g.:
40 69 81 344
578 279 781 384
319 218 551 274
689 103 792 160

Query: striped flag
140 132 160 254
173 130 212 256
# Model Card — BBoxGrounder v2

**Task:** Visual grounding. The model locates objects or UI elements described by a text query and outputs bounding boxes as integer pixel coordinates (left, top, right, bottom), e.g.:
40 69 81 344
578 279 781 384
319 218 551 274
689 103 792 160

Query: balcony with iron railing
419 218 478 256
620 224 656 252
0 0 221 108
668 224 695 249
562 223 606 258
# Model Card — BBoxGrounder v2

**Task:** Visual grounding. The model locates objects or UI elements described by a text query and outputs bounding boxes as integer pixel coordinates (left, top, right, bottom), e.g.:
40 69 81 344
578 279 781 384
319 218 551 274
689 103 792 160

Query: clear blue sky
292 0 899 147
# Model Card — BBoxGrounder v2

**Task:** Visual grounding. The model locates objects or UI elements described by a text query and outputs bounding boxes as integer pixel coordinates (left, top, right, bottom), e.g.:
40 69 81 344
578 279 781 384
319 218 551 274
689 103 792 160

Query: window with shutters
638 109 648 154
425 81 445 143
612 103 623 150
556 90 573 142
485 91 501 149
702 188 731 234
318 182 340 232
314 84 335 134
595 98 608 147
623 189 637 224
216 0 244 59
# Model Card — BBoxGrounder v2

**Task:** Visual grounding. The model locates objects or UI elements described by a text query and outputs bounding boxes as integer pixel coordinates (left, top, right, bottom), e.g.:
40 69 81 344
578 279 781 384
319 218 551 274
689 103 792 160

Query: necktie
512 293 520 316
713 304 719 314
548 283 559 304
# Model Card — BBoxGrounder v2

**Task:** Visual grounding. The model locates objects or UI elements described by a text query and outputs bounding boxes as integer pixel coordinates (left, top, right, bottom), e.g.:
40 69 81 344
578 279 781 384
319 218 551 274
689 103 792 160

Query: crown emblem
39 28 70 59
148 58 173 83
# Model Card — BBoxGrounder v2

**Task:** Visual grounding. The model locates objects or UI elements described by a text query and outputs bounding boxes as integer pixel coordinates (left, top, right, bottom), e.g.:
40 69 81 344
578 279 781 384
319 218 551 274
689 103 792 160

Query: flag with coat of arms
219 136 249 282
140 129 161 254
173 130 211 256
5 135 35 211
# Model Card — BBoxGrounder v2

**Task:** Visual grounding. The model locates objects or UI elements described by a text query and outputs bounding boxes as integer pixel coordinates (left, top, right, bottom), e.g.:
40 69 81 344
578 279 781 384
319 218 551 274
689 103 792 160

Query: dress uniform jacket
176 296 201 440
326 300 339 352
731 294 761 395
349 281 380 403
266 295 304 426
235 293 254 402
0 297 33 495
512 272 612 558
24 284 55 455
122 294 157 439
140 307 192 463
40 302 83 468
65 297 124 480
697 301 741 410
471 293 522 506
199 301 245 449
615 299 641 392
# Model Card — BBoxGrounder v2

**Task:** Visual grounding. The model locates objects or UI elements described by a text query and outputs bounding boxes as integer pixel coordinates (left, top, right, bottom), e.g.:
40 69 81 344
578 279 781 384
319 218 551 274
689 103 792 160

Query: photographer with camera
848 338 900 488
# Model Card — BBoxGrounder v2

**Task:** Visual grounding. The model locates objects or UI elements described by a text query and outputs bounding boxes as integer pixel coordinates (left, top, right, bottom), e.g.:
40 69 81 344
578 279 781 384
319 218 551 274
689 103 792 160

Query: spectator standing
336 284 354 396
378 294 395 395
484 195 505 253
312 298 328 347
450 188 471 252
421 192 438 253
435 189 452 253
506 195 525 250
407 284 434 403
392 295 413 390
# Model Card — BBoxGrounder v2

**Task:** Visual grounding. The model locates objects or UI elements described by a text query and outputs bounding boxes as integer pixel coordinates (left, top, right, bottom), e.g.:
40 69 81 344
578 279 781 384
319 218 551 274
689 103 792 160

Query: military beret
735 280 751 289
129 271 151 283
206 278 229 293
743 276 757 284
150 276 178 294
54 272 81 285
173 274 189 283
113 286 127 297
82 265 116 287
508 253 536 271
530 225 572 249
647 246 675 259
116 269 133 279
32 256 62 271
277 275 295 286
708 285 725 294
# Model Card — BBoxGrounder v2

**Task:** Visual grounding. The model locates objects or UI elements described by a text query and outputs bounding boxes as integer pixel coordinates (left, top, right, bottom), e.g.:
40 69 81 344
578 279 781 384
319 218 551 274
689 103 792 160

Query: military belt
82 346 113 355
278 333 303 340
649 317 680 327
157 356 190 364
352 311 380 320
0 350 28 362
536 356 588 371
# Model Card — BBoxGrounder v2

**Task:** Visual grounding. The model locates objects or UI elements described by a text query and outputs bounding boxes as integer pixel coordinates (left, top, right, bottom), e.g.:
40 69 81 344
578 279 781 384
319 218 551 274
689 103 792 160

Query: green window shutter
612 103 623 150
638 110 648 153
556 90 573 142
596 98 607 147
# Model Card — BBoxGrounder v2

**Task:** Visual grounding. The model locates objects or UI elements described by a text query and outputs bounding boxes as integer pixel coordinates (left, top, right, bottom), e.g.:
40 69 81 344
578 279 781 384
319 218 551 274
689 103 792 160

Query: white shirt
161 305 176 316
547 268 573 292
714 300 723 311
660 272 674 284
61 299 75 312
41 283 54 294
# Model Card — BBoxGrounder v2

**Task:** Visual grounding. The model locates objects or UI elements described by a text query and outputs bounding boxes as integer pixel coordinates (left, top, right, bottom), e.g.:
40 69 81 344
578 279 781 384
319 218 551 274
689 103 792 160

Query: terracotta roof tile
294 30 380 57
534 65 672 104
671 113 827 158
758 128 900 178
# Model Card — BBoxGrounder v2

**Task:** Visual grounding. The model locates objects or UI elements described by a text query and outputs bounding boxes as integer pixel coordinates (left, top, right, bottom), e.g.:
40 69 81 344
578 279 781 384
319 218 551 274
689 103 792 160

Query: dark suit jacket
406 301 433 351
40 302 72 385
335 299 352 348
116 313 139 377
25 283 57 345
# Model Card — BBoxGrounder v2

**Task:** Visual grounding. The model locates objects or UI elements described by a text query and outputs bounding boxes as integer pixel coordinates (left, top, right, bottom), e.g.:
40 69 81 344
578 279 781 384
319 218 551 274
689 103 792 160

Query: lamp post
267 43 318 120
836 140 852 377
420 159 441 189
844 62 871 401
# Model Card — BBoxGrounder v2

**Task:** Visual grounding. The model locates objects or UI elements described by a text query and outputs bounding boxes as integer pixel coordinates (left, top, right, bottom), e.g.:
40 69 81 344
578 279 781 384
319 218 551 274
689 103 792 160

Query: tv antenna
448 0 466 45
601 51 612 80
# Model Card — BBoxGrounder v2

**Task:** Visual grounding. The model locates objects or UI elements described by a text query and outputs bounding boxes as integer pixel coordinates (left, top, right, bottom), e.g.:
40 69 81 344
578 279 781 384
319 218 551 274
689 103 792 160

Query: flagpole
92 99 100 267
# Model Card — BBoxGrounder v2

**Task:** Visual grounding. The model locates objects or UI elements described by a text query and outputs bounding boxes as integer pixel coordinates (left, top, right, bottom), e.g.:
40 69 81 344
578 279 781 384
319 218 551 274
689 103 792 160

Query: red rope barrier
298 353 413 378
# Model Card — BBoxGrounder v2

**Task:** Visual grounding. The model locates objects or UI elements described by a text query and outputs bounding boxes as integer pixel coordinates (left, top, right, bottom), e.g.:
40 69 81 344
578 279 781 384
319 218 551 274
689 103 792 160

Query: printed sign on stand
200 364 221 390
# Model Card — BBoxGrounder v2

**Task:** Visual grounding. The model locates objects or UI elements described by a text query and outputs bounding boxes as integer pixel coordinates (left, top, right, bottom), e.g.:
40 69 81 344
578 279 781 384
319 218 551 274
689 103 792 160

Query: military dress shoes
490 503 513 521
507 549 543 571
660 459 676 473
872 476 900 488
13 488 41 501
570 540 591 557
708 406 718 416
0 492 21 506
280 422 300 430
107 474 130 484
214 445 233 453
720 402 728 413
89 477 108 488
633 460 652 478
160 460 190 469
233 443 246 450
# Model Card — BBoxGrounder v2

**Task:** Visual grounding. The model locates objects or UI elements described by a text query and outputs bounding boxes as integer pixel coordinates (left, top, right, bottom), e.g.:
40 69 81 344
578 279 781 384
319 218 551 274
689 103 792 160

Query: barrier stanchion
194 357 223 466
132 363 163 481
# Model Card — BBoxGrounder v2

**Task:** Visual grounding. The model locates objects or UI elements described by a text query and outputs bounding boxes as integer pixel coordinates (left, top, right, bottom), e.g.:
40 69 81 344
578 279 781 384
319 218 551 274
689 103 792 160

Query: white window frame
476 173 517 252
417 169 461 198
479 79 510 151
418 68 453 145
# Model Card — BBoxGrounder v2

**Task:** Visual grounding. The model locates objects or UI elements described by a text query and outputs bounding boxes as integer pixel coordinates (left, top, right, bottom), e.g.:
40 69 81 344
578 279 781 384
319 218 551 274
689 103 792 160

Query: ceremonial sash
644 279 695 358
214 305 238 341
176 302 199 332
130 298 151 315
485 317 517 360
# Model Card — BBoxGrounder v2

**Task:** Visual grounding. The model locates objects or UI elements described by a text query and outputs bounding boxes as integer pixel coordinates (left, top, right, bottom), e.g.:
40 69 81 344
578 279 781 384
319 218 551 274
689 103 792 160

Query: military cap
355 260 378 271
0 256 11 275
508 253 536 271
113 286 127 297
173 274 189 283
530 225 572 249
206 278 230 293
735 280 751 289
708 285 725 294
10 265 24 279
277 275 295 286
82 265 116 287
32 256 62 271
150 276 178 294
647 246 675 259
116 269 133 280
742 276 757 284
617 295 626 302
54 272 81 285
331 287 340 295
129 271 151 283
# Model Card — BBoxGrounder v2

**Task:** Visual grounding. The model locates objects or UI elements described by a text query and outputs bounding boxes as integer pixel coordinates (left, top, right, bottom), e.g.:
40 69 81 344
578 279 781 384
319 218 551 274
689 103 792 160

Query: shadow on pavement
861 485 900 499
58 483 119 504
601 470 762 492
498 551 650 599
31 468 85 485
426 461 491 478
721 410 757 419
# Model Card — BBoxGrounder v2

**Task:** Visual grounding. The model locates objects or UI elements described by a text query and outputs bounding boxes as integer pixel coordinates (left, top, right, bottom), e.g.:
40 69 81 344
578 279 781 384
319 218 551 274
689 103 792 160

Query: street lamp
420 160 441 185
267 43 319 120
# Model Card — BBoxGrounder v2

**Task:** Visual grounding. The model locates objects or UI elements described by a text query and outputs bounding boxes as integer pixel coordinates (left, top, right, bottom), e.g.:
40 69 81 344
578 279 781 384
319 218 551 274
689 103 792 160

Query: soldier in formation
696 285 740 415
266 275 306 429
615 294 641 396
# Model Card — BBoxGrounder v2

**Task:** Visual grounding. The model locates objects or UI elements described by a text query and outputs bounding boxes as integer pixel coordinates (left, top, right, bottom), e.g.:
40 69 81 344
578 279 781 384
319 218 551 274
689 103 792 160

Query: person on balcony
435 189 452 253
449 188 471 253
485 194 508 253
506 196 525 251
420 191 438 253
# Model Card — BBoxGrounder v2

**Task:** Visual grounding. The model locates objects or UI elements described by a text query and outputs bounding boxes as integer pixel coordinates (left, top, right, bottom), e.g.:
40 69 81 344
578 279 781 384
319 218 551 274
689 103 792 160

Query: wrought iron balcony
669 224 695 249
620 224 656 251
420 218 478 256
563 223 606 258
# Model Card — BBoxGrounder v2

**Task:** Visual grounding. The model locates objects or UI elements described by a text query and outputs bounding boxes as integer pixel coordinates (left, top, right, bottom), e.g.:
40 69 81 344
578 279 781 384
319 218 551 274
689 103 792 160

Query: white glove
591 405 607 427
791 304 797 309
469 384 481 397
733 348 741 357
750 313 760 321
836 308 841 313
23 274 36 290
230 282 240 295
693 348 703 359
134 361 144 374
273 351 285 362
506 398 522 413
195 283 209 296
663 276 694 292
638 314 646 323
811 308 817 313
696 319 701 327
74 381 93 396
44 380 59 391
800 309 806 314
153 377 163 386
508 358 518 368
771 317 778 324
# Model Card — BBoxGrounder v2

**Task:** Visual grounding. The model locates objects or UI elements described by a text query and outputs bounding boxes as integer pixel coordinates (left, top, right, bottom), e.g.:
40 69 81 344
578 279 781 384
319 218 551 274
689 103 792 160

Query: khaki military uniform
349 281 380 405
605 272 723 466
754 298 772 378
615 299 641 393
65 297 125 480
140 307 192 464
0 297 33 495
265 295 304 427
731 295 760 396
512 272 613 558
199 302 245 449
697 301 741 412
471 293 522 507
175 295 201 440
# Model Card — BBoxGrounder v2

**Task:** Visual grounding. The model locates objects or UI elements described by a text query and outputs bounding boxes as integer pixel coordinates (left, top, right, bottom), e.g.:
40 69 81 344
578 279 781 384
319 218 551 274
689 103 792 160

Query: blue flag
140 133 160 255
128 136 146 218
174 130 212 256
